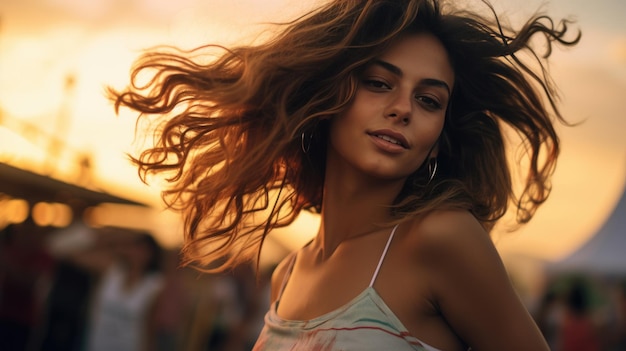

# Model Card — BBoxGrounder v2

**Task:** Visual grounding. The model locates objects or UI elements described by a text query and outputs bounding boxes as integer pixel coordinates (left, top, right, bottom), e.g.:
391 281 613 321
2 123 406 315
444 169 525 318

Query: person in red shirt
558 280 601 351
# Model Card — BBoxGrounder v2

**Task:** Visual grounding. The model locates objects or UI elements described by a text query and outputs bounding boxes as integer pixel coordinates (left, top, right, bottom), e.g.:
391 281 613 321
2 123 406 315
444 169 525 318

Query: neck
313 166 405 260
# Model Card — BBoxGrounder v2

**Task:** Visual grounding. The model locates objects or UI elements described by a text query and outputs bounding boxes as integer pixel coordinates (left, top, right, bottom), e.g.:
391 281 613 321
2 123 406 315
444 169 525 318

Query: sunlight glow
0 0 624 261
32 202 73 227
0 127 48 165
0 198 30 226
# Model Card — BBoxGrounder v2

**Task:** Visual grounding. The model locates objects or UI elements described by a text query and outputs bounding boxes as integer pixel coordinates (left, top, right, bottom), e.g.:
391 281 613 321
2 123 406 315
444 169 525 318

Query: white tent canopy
548 181 626 276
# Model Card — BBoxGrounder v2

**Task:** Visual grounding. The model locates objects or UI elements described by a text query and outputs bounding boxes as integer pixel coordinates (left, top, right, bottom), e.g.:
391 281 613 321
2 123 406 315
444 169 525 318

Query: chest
276 238 430 326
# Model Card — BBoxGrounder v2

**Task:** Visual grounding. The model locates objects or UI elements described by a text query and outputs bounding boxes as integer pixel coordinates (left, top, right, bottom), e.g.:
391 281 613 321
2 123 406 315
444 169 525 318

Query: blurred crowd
1 219 626 351
534 276 626 351
0 220 271 351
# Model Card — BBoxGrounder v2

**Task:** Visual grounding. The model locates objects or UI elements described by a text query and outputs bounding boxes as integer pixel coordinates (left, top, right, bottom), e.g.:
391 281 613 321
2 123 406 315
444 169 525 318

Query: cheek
326 119 344 160
408 121 444 170
415 118 444 147
328 110 359 149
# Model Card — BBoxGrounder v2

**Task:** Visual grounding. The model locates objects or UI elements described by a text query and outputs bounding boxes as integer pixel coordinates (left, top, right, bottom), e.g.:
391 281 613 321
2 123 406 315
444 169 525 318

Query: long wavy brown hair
109 0 580 271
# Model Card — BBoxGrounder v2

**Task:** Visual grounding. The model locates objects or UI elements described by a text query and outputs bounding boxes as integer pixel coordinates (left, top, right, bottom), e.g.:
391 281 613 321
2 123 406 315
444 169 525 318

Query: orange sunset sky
0 0 625 262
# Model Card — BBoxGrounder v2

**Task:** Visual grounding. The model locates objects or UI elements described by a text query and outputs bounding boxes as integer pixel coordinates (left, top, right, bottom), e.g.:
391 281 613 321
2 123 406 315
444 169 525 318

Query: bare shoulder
403 209 492 260
401 210 549 350
269 251 297 303
402 209 505 294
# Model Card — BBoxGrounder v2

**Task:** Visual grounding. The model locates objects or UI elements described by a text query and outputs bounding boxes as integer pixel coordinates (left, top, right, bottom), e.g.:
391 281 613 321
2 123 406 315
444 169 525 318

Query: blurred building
0 161 146 224
0 161 152 351
547 180 626 277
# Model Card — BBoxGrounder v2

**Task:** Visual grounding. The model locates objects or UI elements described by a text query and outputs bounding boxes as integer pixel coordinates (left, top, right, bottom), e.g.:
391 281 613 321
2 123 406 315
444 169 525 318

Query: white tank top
253 224 443 351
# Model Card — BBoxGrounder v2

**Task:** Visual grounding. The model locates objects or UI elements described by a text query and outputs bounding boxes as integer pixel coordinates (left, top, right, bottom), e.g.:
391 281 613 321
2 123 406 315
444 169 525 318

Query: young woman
110 0 580 349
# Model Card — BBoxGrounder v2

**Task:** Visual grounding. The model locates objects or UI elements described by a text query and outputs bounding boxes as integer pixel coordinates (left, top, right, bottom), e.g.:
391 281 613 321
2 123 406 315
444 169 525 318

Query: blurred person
51 227 164 351
152 247 193 351
109 0 580 349
558 279 601 351
200 261 253 351
608 280 626 351
536 289 566 350
40 219 99 351
214 263 270 351
179 271 216 351
0 221 55 351
38 259 94 351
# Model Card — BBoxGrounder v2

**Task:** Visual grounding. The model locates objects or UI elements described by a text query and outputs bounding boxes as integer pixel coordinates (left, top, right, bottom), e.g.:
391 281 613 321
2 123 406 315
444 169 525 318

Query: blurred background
0 0 624 350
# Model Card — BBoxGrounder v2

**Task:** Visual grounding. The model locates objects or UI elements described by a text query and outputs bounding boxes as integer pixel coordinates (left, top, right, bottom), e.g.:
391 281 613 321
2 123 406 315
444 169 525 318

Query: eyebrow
371 59 451 95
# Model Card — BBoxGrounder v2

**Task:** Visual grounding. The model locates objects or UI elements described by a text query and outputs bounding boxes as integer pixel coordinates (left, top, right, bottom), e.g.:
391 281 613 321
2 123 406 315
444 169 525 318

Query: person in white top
51 227 163 351
109 0 581 349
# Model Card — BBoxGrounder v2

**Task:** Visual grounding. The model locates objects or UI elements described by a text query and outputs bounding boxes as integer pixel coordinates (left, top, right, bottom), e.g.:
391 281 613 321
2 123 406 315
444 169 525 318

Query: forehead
375 33 454 86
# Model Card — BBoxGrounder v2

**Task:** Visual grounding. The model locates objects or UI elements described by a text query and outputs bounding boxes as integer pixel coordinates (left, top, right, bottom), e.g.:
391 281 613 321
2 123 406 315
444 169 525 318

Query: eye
363 79 391 90
416 95 443 111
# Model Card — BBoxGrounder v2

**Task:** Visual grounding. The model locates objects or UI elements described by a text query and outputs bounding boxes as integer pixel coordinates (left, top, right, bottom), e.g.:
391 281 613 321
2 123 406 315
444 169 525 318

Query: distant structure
0 71 146 227
549 177 626 276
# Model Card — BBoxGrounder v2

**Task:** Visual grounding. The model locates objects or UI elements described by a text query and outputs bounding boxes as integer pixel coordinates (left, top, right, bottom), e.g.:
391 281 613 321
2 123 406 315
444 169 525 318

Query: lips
368 129 409 149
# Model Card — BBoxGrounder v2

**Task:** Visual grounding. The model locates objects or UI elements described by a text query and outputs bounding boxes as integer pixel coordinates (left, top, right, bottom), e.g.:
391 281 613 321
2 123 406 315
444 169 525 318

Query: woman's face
328 33 454 181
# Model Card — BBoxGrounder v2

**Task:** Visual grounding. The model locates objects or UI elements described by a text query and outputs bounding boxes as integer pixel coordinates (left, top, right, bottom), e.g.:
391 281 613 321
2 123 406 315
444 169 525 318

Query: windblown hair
109 0 580 271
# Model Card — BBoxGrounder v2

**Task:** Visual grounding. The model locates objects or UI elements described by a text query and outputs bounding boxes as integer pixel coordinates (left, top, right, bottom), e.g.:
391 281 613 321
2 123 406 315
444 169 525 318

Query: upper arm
63 250 114 274
421 212 549 351
48 226 117 274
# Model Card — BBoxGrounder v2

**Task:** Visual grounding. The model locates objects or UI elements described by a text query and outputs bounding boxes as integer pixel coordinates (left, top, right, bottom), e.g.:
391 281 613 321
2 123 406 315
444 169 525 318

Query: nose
385 92 411 125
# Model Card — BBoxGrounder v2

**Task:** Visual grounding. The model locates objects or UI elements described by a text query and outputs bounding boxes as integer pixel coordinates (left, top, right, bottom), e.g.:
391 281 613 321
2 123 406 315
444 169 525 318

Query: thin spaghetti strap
276 252 298 302
369 224 399 288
